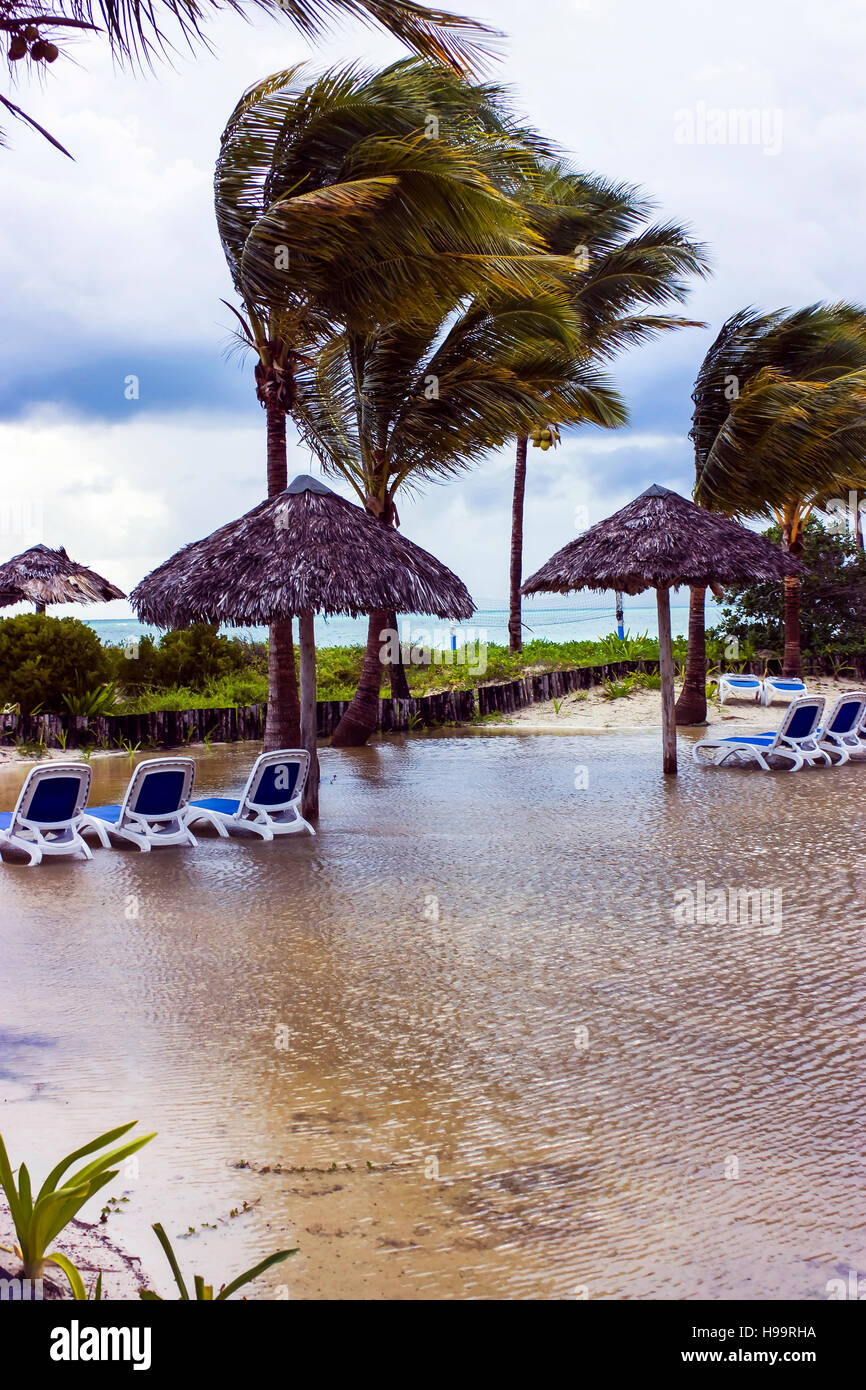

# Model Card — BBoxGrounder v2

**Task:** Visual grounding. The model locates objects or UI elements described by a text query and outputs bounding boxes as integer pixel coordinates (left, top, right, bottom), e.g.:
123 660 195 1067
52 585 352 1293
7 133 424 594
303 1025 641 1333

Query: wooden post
656 585 677 775
298 609 319 819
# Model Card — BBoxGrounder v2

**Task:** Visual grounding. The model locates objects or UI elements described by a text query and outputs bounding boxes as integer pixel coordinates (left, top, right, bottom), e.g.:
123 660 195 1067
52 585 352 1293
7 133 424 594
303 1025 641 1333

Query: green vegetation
139 1222 296 1301
0 614 110 713
601 670 664 700
713 517 866 658
0 1122 154 1298
0 619 694 719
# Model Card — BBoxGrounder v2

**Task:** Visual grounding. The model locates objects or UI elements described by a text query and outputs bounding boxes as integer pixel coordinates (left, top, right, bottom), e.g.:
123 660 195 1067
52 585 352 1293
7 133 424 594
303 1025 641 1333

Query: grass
0 633 675 722
602 670 664 701
113 636 675 713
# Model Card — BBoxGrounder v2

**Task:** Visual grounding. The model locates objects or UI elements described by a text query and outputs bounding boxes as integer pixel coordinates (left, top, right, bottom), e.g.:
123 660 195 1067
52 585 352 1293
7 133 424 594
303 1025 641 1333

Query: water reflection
0 733 863 1299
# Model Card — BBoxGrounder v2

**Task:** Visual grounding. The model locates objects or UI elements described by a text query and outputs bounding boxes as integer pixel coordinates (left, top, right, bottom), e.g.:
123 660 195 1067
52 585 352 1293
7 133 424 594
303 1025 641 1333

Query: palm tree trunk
673 586 708 724
331 611 388 747
385 606 411 698
782 577 802 676
263 399 301 751
508 435 528 654
781 510 804 678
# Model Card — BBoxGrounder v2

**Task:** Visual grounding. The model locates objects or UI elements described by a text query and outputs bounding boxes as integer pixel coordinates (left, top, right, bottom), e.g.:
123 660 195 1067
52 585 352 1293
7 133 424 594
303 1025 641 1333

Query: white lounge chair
0 763 93 866
185 749 315 840
82 757 197 851
816 690 866 764
693 696 826 771
713 673 764 705
761 676 807 705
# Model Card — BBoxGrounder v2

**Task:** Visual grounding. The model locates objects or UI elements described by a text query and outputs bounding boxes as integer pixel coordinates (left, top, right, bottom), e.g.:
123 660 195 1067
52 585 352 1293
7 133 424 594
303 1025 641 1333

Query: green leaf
216 1248 298 1301
36 1122 138 1201
17 1164 33 1223
63 1132 155 1196
46 1250 87 1301
151 1222 190 1300
0 1133 25 1237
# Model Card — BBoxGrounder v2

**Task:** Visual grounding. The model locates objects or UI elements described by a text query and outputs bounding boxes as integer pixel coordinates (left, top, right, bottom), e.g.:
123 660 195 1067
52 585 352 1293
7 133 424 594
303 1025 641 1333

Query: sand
0 1208 147 1300
475 675 866 734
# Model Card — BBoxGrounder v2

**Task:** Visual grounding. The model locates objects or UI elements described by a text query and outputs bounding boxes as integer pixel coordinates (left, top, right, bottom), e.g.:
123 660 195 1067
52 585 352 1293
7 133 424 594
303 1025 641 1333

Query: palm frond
696 366 866 515
7 1 497 73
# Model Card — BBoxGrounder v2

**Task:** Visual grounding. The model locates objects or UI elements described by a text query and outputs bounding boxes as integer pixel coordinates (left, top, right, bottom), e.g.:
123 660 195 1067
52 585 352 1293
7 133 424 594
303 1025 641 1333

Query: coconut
9 36 27 60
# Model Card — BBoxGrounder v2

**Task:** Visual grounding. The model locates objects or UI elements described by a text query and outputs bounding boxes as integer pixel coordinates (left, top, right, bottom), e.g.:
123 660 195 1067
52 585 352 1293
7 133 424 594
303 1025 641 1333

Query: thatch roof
131 475 475 626
521 484 805 597
0 544 125 608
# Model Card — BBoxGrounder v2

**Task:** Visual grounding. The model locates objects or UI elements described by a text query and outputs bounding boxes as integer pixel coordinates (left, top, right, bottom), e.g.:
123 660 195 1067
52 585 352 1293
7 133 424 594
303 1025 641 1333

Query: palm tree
1 0 495 155
290 288 626 744
676 303 866 720
506 165 709 652
694 363 866 677
214 60 556 747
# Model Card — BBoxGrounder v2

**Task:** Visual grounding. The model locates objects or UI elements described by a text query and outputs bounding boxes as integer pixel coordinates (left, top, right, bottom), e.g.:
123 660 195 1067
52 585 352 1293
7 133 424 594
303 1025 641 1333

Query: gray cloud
1 0 863 605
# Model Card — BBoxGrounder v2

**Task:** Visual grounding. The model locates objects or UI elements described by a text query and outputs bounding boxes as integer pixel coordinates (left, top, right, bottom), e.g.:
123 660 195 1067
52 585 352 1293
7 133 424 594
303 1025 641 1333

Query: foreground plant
139 1222 297 1300
0 1122 154 1296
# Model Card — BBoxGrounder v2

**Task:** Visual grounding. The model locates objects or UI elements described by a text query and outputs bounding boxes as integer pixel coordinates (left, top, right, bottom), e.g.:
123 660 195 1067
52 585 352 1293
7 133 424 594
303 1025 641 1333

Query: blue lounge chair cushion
131 769 186 816
254 763 301 805
826 705 861 734
190 798 241 816
85 805 122 824
727 677 761 685
0 812 11 829
28 776 84 824
719 735 775 745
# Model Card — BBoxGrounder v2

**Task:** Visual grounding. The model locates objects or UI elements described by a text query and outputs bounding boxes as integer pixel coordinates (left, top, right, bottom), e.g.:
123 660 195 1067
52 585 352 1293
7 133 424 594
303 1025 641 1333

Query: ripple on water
0 731 863 1298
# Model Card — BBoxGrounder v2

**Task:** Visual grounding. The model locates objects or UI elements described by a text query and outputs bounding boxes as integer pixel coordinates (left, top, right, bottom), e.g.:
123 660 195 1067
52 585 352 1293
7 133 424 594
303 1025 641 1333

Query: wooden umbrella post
297 609 320 819
656 584 678 775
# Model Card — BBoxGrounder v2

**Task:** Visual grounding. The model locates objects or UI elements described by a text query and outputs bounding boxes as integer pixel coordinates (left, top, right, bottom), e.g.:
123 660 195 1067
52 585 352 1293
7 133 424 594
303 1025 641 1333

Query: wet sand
1 733 864 1300
0 1208 147 1299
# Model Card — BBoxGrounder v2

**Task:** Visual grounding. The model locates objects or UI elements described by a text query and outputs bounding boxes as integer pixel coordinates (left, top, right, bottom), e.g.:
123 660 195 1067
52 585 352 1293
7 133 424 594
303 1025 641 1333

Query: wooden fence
0 687 477 750
3 651 866 750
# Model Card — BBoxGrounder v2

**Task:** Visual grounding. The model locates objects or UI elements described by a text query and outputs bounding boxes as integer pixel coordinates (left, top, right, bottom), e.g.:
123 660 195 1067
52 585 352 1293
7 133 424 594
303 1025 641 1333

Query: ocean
77 592 719 650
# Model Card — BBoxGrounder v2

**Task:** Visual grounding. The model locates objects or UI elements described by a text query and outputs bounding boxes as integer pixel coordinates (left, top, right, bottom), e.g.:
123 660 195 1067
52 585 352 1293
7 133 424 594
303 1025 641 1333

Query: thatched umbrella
131 475 474 816
0 543 125 613
521 484 805 773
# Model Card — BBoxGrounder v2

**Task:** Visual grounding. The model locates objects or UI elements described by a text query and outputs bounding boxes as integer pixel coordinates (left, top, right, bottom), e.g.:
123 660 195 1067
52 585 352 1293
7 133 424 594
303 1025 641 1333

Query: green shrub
715 517 866 655
0 614 109 713
107 626 258 696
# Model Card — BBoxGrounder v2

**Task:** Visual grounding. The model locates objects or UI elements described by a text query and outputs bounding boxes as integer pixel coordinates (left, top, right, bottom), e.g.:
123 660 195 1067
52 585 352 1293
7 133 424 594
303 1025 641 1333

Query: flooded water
0 731 863 1300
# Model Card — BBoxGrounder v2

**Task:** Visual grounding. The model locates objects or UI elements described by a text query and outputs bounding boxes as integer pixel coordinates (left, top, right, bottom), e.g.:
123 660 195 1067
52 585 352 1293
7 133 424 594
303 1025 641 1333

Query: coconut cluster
8 26 59 63
529 422 561 452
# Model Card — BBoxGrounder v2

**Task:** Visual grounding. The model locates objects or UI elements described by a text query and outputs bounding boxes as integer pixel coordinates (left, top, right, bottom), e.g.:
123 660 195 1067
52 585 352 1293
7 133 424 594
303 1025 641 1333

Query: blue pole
615 591 625 640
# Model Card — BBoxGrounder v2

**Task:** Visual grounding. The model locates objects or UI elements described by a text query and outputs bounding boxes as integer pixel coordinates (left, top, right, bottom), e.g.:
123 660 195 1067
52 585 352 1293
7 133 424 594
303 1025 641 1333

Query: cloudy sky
1 0 864 614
